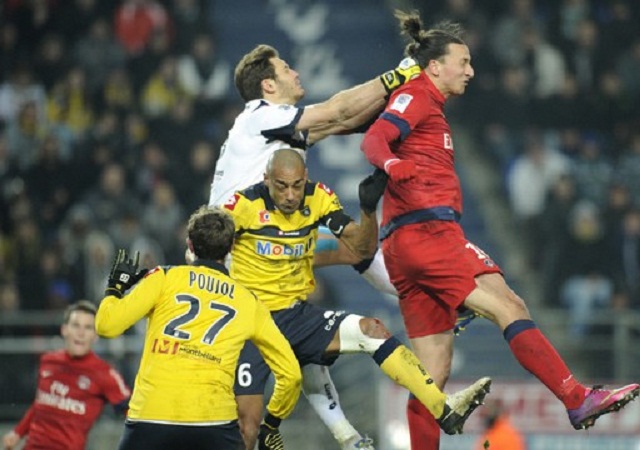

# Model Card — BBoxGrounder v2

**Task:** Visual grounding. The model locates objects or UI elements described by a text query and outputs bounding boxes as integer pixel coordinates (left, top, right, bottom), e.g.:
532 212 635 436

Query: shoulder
41 349 65 363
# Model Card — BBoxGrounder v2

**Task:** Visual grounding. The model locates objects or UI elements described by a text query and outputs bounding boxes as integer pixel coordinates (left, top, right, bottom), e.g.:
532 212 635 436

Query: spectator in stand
0 65 47 125
541 173 579 306
33 33 71 92
1 301 130 450
73 18 126 97
177 32 231 112
563 19 608 95
559 201 615 337
141 180 185 250
506 132 570 268
615 132 640 204
114 0 172 56
140 56 186 118
611 209 640 310
572 134 613 206
474 401 526 450
46 67 95 143
616 38 640 98
79 162 141 229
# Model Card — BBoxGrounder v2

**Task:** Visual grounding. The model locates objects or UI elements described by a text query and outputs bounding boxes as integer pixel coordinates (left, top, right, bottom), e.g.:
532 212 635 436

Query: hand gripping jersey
95 261 300 423
14 350 130 450
223 181 352 311
209 99 309 206
377 72 463 228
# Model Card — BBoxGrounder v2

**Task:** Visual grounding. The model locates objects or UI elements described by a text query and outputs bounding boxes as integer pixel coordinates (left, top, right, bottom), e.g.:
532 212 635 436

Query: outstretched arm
302 59 420 144
3 405 33 449
334 170 388 260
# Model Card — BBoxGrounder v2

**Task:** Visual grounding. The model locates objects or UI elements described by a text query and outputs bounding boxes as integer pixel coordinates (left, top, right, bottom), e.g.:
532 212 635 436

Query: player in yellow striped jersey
223 148 492 450
95 207 301 450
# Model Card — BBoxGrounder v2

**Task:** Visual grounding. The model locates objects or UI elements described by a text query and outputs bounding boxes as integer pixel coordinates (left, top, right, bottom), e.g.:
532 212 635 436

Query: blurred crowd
0 0 244 319
1 0 639 341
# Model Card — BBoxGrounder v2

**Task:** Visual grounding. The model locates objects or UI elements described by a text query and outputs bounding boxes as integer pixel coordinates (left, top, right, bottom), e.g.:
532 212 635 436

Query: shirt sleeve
95 268 165 338
100 364 131 406
251 301 301 420
14 405 34 436
316 183 352 238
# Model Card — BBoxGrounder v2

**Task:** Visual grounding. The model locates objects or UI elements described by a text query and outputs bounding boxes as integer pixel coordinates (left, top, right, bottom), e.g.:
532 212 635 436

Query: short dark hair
63 300 97 324
234 44 278 102
187 206 235 261
394 10 466 69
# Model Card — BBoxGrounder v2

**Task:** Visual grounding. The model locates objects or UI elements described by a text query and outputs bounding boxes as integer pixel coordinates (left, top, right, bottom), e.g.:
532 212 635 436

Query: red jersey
365 72 463 228
14 350 130 450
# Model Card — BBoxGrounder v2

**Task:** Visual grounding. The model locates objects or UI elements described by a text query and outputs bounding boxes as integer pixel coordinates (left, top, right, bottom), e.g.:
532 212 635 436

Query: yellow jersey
95 260 301 423
223 181 352 311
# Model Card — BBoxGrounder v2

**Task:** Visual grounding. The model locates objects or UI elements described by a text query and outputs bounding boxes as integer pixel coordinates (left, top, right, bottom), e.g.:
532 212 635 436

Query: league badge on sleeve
390 94 413 113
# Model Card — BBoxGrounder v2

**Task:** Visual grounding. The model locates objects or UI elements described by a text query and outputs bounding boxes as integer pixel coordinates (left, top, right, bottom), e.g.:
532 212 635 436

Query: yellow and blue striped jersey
95 260 300 423
223 181 352 311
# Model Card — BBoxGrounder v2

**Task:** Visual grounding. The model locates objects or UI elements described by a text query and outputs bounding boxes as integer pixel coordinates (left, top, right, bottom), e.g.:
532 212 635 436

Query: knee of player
360 317 392 339
338 314 391 354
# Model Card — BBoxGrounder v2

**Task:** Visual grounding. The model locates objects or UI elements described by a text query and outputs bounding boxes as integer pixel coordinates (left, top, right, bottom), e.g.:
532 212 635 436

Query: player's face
271 57 305 103
266 166 308 215
434 43 474 97
61 311 97 357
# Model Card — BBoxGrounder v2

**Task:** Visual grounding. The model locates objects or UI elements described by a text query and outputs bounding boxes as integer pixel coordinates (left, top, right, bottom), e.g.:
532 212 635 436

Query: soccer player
208 43 419 449
95 207 301 450
2 301 131 450
223 148 492 450
360 10 640 450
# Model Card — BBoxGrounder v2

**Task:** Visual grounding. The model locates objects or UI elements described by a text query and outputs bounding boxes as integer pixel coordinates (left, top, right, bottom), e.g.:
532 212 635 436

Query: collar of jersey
192 259 229 276
418 71 446 108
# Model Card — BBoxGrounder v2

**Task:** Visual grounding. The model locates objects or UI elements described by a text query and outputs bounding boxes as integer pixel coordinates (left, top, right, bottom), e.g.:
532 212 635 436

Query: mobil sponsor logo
255 240 308 257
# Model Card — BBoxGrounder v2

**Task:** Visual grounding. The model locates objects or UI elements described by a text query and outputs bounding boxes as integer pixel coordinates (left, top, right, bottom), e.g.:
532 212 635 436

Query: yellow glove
380 57 421 93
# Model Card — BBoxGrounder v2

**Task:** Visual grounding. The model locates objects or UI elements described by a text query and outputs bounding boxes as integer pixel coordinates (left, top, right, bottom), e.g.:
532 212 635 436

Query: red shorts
381 221 502 338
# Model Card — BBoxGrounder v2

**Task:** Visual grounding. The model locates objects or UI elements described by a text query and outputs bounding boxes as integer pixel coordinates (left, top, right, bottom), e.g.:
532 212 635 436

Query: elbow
95 314 120 338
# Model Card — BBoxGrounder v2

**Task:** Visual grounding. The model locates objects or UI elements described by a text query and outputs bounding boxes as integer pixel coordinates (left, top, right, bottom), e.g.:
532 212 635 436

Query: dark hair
234 44 279 102
394 10 466 69
187 206 235 261
63 300 97 324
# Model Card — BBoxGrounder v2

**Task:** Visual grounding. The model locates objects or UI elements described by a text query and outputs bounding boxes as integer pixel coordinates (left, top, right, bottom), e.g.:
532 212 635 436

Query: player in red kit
361 10 640 450
2 301 130 450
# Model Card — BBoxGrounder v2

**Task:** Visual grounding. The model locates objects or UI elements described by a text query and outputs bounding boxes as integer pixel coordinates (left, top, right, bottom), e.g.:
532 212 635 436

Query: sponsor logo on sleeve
223 193 240 211
317 182 333 195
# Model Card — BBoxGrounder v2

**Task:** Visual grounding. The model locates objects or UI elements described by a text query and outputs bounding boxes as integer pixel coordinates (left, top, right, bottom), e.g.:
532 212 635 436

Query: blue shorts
234 301 347 395
118 420 243 450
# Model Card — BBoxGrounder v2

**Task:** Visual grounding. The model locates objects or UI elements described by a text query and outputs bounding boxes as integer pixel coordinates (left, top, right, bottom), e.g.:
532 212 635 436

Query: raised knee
360 317 391 339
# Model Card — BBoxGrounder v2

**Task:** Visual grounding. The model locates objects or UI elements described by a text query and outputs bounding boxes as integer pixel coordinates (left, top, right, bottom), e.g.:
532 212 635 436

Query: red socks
505 320 586 409
407 394 440 450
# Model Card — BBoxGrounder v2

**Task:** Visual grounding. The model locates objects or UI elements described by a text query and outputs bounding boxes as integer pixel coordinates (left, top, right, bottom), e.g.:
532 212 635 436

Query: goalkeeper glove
380 57 421 94
258 413 284 450
384 158 416 183
105 249 148 298
359 168 389 214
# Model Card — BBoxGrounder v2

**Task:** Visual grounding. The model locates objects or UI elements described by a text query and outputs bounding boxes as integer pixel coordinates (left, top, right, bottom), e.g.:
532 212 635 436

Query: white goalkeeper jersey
209 99 309 206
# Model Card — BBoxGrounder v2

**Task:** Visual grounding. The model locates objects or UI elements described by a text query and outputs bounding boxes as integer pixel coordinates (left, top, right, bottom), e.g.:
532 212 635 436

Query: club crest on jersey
77 375 91 390
301 206 310 216
259 210 270 223
390 94 413 113
318 182 333 195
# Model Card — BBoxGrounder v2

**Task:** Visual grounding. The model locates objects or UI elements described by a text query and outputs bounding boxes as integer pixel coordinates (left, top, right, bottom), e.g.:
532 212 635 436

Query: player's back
210 99 308 206
127 262 261 423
